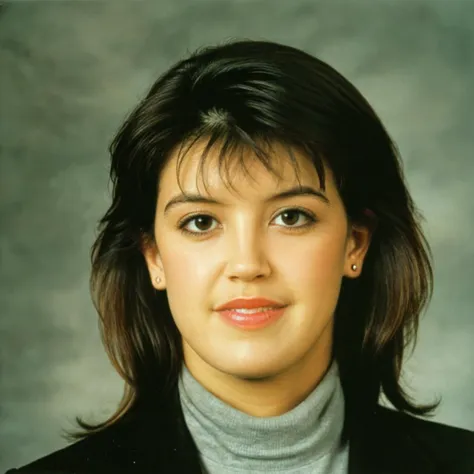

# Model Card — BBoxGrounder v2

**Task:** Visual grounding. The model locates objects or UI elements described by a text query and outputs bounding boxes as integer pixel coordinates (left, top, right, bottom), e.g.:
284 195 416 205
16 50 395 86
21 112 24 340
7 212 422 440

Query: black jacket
5 385 474 474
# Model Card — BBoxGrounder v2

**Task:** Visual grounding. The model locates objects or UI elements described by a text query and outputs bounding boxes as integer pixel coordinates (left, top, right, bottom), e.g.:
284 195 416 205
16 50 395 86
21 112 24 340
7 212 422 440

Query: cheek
280 232 346 293
163 234 346 283
158 241 212 324
170 247 212 282
159 232 209 282
160 220 347 312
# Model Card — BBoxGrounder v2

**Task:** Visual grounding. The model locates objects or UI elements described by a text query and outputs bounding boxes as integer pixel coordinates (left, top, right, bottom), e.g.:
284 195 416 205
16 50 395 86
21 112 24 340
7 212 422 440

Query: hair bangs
172 119 328 201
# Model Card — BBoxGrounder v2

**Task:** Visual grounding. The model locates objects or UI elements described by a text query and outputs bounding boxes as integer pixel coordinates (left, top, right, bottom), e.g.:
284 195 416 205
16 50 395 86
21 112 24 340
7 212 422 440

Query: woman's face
143 139 371 413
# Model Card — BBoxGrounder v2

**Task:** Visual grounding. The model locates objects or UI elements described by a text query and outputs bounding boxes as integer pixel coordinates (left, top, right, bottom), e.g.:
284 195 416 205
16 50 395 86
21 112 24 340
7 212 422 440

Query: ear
343 218 376 278
140 234 165 290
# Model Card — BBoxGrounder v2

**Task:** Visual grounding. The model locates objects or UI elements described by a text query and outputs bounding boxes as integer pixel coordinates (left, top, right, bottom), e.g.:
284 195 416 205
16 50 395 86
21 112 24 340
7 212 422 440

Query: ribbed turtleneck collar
178 359 349 473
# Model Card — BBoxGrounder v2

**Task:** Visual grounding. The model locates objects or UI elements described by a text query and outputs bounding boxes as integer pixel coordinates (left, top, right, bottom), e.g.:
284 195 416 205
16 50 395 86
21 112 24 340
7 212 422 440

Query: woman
6 39 474 474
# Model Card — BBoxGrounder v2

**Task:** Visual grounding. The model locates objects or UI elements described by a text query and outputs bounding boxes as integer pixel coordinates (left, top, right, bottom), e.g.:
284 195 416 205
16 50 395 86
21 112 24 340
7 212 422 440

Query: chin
213 357 293 382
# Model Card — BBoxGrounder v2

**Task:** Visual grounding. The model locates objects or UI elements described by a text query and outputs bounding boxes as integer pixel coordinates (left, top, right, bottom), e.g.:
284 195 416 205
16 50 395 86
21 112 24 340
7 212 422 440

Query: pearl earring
351 264 358 271
155 276 161 284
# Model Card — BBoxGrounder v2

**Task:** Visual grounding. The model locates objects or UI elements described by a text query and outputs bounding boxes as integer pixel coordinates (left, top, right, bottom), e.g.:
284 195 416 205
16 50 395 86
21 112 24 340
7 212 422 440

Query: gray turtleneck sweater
178 359 349 473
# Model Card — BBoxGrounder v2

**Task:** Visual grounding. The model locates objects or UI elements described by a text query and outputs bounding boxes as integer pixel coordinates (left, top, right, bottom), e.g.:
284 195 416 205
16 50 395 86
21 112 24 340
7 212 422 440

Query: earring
351 264 358 271
155 276 161 284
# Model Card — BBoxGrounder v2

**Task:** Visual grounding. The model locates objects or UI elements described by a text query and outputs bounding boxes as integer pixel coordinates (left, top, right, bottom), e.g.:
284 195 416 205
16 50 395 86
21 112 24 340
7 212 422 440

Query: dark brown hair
65 39 439 441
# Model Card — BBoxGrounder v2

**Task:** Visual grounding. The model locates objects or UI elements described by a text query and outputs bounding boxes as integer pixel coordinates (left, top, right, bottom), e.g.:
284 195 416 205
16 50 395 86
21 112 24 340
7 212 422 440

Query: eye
177 208 317 237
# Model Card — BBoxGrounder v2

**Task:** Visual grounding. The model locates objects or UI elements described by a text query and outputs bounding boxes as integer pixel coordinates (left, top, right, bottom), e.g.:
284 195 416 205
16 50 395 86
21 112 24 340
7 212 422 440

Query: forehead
159 139 332 200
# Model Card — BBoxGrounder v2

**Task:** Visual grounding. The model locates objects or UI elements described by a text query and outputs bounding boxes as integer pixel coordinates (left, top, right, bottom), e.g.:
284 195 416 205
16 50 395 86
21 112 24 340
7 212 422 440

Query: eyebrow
163 185 330 216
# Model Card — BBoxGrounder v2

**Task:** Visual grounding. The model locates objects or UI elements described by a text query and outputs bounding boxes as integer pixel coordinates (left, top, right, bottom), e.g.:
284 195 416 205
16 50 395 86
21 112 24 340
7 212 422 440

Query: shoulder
5 428 127 474
376 404 474 444
374 405 474 469
4 398 197 474
3 413 156 474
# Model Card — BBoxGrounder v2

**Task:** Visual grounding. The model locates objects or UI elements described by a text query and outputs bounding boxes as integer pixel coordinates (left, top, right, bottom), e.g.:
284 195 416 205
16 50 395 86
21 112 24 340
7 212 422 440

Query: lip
215 297 286 311
217 306 287 330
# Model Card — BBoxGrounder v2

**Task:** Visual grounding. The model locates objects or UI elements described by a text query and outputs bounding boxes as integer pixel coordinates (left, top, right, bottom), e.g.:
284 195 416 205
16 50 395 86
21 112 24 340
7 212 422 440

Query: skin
142 139 372 418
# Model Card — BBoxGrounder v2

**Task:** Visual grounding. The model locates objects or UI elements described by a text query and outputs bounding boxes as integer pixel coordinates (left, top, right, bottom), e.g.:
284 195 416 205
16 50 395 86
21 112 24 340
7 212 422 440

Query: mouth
216 305 288 330
222 306 284 314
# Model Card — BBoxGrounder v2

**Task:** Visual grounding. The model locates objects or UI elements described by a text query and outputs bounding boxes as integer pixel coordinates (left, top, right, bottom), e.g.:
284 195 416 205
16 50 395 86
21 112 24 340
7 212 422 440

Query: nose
223 231 272 281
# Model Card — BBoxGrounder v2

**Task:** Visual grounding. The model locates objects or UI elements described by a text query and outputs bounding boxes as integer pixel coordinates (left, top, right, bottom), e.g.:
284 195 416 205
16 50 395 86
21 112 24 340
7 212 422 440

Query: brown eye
191 215 215 232
273 209 315 229
280 210 300 226
178 208 316 237
179 214 218 234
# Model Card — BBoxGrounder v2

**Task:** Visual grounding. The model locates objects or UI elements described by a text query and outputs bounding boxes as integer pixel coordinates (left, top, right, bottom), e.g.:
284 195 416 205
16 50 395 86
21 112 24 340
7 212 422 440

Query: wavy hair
65 39 439 441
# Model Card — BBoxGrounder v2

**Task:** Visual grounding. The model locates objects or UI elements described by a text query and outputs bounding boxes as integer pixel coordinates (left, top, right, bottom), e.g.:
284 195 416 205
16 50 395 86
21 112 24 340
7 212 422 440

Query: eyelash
177 207 317 237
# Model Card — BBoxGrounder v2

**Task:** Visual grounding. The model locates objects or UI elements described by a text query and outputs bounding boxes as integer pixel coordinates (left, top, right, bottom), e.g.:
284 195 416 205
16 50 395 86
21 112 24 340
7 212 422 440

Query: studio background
1 1 473 470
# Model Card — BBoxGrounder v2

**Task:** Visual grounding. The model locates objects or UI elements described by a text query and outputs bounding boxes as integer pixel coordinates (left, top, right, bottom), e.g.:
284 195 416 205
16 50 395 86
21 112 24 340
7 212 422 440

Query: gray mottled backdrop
1 0 473 470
